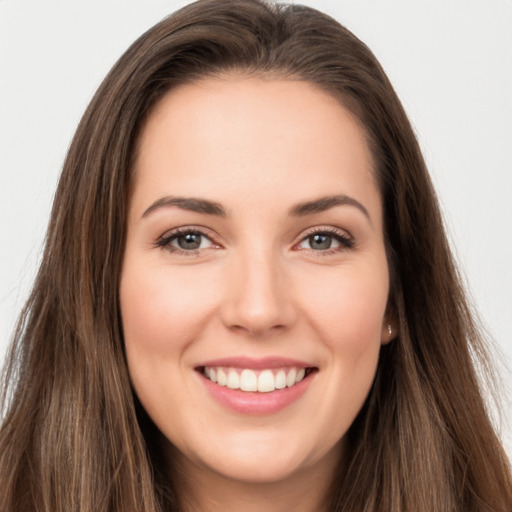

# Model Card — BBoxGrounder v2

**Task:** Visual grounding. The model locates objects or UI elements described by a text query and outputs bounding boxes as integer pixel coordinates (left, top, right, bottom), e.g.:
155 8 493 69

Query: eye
296 228 354 253
156 228 217 253
301 233 339 251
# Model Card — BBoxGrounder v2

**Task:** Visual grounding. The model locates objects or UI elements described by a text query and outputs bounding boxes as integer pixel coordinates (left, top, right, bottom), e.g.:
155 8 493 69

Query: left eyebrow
141 196 227 219
288 194 371 223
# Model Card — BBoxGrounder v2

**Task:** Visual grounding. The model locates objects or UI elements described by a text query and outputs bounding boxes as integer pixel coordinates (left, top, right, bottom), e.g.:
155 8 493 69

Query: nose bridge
221 242 296 336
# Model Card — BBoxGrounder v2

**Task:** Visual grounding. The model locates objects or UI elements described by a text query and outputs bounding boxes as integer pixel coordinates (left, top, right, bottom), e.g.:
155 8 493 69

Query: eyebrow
141 193 370 222
142 196 227 218
289 194 371 222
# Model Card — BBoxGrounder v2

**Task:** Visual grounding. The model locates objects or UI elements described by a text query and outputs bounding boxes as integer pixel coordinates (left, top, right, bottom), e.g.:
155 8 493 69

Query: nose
220 247 297 337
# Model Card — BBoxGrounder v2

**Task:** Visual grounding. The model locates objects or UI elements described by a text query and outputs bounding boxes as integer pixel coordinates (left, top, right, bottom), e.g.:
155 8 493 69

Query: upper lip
195 356 315 370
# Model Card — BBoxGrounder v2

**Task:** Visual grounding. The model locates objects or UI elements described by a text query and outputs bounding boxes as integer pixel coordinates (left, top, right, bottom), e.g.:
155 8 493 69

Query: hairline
129 68 383 197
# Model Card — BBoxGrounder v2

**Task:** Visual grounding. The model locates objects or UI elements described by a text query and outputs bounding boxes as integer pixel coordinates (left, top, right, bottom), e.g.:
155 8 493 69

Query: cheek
120 263 216 357
297 260 389 349
119 261 220 431
295 264 387 442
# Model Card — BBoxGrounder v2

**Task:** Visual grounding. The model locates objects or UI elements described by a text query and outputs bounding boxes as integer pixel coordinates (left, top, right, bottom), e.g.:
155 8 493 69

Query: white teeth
227 370 240 389
240 369 257 391
203 366 310 393
275 370 287 389
257 370 275 393
217 368 227 386
286 368 297 387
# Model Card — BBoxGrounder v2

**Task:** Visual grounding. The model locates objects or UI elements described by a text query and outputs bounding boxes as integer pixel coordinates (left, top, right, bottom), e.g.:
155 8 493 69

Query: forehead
131 76 381 225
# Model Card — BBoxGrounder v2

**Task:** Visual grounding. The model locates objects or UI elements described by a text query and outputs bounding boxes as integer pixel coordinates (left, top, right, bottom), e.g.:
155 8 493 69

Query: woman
1 0 511 510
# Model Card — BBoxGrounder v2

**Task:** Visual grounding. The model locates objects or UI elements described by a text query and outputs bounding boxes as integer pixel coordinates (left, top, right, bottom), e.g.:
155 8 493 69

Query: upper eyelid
296 225 353 241
300 225 350 235
159 225 218 240
158 224 351 237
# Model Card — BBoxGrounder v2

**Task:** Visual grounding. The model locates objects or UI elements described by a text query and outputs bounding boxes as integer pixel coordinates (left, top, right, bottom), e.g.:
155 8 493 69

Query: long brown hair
1 1 510 510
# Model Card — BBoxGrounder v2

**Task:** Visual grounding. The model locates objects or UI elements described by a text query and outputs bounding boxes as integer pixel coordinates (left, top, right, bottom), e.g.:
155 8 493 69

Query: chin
201 452 313 484
174 427 343 486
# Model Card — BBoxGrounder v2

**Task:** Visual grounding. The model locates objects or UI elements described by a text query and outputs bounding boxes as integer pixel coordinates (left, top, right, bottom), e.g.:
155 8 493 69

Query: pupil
178 233 201 250
310 234 331 250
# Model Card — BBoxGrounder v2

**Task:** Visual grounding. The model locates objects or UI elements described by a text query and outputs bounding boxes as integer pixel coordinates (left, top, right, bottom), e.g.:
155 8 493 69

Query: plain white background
1 0 511 455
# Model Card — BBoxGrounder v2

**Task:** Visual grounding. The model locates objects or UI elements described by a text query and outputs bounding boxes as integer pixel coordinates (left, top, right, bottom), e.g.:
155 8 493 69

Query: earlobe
382 292 397 344
381 322 396 345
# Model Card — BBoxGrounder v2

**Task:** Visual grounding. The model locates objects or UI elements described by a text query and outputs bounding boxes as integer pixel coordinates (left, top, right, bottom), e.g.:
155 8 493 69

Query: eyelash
298 226 355 255
155 226 355 256
155 227 216 256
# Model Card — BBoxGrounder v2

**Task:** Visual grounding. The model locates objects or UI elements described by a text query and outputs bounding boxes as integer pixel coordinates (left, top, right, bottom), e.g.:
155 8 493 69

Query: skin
120 76 394 512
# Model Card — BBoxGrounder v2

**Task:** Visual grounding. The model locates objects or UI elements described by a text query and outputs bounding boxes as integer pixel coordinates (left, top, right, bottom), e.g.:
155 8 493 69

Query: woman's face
120 77 392 486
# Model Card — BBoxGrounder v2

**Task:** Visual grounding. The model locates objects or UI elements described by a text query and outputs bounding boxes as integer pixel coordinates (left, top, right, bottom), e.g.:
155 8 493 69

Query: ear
381 320 397 345
381 295 398 345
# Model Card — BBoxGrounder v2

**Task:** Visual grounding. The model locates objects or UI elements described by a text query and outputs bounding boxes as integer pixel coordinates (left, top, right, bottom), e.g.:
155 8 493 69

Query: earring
387 324 392 336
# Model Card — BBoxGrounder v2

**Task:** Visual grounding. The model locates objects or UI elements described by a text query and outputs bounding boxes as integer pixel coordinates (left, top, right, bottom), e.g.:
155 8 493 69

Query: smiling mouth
199 366 316 393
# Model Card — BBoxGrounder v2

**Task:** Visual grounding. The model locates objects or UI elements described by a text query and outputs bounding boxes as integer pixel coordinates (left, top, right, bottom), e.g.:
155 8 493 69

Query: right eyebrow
141 196 227 219
288 194 371 224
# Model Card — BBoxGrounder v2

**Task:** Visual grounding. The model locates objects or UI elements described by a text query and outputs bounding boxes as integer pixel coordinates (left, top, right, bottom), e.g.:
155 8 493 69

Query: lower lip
198 371 315 415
